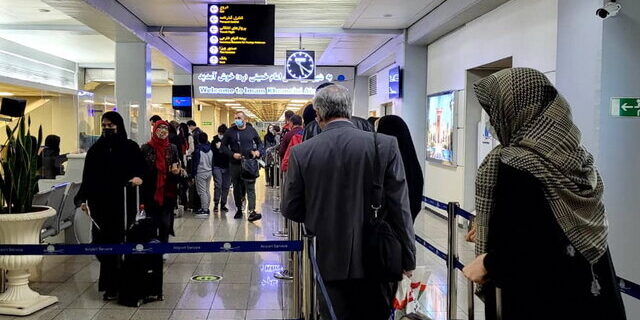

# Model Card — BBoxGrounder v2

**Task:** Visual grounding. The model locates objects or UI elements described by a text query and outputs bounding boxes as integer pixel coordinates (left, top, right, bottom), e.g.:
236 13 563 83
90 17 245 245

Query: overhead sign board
388 66 401 99
207 4 275 65
611 97 640 117
192 65 355 100
285 50 316 80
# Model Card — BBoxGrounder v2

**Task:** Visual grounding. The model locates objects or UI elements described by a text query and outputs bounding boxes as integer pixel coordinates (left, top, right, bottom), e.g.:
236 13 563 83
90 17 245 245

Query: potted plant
0 117 58 315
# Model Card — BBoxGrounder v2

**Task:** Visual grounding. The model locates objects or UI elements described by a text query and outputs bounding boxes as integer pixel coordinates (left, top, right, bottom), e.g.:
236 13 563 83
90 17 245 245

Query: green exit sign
202 121 213 126
611 98 640 117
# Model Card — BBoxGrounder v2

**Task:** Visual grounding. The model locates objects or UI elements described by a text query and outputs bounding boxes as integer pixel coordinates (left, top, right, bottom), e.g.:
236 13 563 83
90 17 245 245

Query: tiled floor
1 177 483 320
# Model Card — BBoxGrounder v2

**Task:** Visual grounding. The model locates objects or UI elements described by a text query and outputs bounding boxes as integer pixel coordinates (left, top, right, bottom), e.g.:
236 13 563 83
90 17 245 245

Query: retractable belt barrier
419 196 640 320
0 240 302 256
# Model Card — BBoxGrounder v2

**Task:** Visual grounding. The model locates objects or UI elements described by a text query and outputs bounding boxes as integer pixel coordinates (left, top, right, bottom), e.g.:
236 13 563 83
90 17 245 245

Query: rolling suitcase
118 185 164 307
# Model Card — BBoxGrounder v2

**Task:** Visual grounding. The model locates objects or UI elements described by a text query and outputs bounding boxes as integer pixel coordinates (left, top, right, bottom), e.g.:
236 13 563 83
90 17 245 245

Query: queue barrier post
302 233 317 320
446 202 459 320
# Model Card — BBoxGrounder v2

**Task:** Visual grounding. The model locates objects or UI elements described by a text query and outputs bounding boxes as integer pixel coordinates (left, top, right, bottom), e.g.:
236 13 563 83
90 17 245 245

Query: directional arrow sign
611 98 640 117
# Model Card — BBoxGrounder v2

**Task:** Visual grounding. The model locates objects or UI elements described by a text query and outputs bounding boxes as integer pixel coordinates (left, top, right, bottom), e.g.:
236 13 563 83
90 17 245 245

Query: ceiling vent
368 75 377 96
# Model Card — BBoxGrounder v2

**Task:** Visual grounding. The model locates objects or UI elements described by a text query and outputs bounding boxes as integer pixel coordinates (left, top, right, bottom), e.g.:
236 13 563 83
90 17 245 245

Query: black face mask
102 128 117 138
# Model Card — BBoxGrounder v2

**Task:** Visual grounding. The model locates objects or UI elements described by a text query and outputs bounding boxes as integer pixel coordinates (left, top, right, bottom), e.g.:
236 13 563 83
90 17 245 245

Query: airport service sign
611 98 640 117
192 65 355 100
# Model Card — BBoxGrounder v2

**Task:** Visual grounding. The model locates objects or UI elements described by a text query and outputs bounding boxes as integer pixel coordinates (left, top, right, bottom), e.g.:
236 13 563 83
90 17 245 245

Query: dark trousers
320 279 395 320
213 166 231 207
230 163 256 212
149 200 176 243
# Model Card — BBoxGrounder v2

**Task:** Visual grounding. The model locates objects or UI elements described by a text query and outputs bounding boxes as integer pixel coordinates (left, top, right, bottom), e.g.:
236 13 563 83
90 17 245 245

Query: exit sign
202 121 213 126
611 98 640 117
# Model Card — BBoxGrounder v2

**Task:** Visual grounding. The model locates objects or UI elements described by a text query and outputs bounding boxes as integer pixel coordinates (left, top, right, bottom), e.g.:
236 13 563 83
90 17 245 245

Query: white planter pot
0 206 58 316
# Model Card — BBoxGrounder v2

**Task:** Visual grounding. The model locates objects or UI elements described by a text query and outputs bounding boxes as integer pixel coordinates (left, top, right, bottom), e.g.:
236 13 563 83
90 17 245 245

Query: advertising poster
426 91 455 166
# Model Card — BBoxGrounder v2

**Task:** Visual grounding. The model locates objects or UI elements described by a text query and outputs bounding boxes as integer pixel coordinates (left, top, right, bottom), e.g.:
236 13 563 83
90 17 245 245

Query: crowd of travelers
72 68 626 319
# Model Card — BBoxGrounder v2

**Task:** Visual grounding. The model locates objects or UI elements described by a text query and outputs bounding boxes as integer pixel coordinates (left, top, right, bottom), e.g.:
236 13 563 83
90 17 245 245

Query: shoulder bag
363 132 404 282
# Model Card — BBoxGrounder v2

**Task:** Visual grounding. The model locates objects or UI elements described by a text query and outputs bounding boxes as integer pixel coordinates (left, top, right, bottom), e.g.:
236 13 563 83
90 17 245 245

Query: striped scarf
473 68 608 265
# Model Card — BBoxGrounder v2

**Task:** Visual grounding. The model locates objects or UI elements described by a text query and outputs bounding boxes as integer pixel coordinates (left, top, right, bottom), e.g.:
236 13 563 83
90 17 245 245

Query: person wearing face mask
211 124 230 213
141 120 182 244
221 111 264 222
75 111 146 301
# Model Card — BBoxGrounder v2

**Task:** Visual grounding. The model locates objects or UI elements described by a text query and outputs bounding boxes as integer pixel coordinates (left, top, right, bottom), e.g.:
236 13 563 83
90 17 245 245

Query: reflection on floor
0 177 484 320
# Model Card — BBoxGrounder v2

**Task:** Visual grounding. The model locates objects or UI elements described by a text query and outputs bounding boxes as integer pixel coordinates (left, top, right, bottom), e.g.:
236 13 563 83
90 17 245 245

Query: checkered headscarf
473 68 608 265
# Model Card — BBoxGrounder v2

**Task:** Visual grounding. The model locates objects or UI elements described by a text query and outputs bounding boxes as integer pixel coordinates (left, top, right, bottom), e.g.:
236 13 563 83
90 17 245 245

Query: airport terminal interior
0 0 638 319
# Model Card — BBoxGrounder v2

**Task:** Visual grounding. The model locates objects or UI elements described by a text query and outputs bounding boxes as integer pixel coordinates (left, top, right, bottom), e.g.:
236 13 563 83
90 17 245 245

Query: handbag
237 131 260 181
363 132 404 282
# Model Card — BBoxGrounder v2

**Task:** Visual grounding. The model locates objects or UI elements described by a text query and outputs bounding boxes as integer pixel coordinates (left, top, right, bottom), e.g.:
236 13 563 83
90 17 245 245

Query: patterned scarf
473 68 608 265
149 120 170 206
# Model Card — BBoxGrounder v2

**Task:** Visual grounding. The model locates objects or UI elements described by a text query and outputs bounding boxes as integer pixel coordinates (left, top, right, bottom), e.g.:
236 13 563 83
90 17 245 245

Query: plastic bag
392 267 430 320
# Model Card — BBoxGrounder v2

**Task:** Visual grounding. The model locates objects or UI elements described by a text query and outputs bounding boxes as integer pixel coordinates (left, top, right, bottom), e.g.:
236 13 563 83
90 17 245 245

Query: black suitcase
118 186 164 307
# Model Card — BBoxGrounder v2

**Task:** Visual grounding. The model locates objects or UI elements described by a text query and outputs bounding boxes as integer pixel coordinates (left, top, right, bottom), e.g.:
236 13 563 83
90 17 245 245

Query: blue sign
388 66 401 99
172 97 192 107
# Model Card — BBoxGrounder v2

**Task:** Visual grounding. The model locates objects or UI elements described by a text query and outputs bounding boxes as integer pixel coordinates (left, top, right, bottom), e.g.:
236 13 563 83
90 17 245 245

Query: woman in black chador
76 111 146 301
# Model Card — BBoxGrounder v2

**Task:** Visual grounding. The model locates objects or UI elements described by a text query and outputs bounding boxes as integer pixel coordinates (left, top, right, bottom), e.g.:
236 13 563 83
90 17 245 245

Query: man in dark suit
283 84 416 320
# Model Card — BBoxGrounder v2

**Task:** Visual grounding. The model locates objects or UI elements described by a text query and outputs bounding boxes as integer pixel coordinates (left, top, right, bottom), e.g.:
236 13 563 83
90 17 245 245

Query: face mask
234 119 244 127
218 134 223 139
102 128 116 138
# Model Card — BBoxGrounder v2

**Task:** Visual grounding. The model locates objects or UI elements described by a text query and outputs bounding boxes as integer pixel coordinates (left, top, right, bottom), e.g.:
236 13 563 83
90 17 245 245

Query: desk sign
208 4 275 65
611 98 640 117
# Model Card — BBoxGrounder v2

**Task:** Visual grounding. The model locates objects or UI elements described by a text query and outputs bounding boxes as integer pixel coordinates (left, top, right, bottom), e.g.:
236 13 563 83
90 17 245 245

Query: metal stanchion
273 168 288 238
495 288 503 320
290 223 302 318
0 269 5 293
275 219 295 280
468 280 475 320
447 202 459 320
302 234 317 320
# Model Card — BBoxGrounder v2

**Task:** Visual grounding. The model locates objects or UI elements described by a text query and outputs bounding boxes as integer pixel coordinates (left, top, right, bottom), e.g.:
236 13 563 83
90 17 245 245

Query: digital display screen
172 97 192 107
388 66 401 99
207 4 275 65
427 91 456 166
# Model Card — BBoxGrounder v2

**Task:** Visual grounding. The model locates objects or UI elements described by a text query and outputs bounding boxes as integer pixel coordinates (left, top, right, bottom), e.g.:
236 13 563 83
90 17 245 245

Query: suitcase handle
123 184 141 243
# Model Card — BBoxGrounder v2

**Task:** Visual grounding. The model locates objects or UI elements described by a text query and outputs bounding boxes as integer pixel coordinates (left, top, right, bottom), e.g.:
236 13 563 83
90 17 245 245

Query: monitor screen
172 97 192 107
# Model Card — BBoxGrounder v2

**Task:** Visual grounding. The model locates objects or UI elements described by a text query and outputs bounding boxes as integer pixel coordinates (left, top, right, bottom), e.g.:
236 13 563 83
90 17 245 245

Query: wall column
115 42 152 144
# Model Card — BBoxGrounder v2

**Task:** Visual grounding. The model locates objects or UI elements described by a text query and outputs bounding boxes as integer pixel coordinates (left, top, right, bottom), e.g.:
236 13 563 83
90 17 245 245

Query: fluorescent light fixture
216 99 235 102
289 99 308 103
231 106 244 109
225 103 241 106
0 92 15 96
82 99 94 103
168 79 174 85
288 103 304 107
288 107 301 111
105 102 115 106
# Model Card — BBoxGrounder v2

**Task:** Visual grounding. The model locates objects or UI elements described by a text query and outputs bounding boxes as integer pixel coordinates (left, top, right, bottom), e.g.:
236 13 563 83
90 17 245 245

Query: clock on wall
285 50 315 80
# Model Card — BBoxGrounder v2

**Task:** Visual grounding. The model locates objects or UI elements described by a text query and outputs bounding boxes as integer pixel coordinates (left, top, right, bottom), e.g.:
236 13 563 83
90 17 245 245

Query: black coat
482 163 626 320
211 135 229 169
75 136 146 243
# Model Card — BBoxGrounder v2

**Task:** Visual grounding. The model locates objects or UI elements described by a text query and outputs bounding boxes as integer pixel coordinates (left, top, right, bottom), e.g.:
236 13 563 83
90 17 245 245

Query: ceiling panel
345 0 442 29
0 0 79 25
319 34 392 66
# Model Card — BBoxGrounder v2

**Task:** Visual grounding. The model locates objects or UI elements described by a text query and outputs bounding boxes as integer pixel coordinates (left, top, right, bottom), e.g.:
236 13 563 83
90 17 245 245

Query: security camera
596 1 621 19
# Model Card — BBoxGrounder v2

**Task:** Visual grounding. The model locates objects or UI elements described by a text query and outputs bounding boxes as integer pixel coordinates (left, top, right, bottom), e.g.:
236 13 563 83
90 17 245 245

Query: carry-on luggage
118 185 164 307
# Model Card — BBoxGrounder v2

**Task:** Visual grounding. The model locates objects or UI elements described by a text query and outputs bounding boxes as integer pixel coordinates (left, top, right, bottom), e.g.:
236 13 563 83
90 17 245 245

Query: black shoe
221 206 229 212
213 206 219 213
103 292 118 301
234 211 243 219
248 211 262 222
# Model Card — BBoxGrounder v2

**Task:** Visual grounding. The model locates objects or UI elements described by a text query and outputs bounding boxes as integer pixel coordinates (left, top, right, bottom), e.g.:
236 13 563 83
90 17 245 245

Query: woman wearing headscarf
376 115 424 221
75 111 146 301
462 68 626 319
39 134 68 179
141 120 182 244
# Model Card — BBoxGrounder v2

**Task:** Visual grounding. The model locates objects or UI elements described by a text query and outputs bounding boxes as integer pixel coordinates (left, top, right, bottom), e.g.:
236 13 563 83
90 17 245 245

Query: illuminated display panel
207 4 275 65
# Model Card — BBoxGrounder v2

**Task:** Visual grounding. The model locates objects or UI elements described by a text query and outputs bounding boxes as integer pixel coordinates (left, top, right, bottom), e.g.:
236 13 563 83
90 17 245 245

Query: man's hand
251 150 260 158
233 153 242 160
463 253 488 284
465 223 477 243
170 163 180 175
403 270 414 278
80 203 88 212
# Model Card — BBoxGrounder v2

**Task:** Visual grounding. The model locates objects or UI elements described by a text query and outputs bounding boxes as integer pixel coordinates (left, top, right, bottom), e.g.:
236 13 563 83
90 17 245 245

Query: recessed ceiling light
216 99 235 102
39 9 51 13
288 103 304 107
225 103 241 106
0 92 15 96
289 99 308 103
383 14 393 18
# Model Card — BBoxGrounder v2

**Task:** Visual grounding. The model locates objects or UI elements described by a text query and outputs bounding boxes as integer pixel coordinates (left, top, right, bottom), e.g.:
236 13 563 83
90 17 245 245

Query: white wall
368 64 399 116
424 0 558 209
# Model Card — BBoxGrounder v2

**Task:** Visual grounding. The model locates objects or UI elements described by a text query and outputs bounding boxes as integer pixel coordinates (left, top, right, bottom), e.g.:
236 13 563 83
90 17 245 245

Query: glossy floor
0 177 483 320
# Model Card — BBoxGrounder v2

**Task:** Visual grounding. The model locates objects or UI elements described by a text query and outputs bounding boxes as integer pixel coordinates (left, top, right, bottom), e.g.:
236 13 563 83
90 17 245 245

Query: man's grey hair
313 84 352 120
